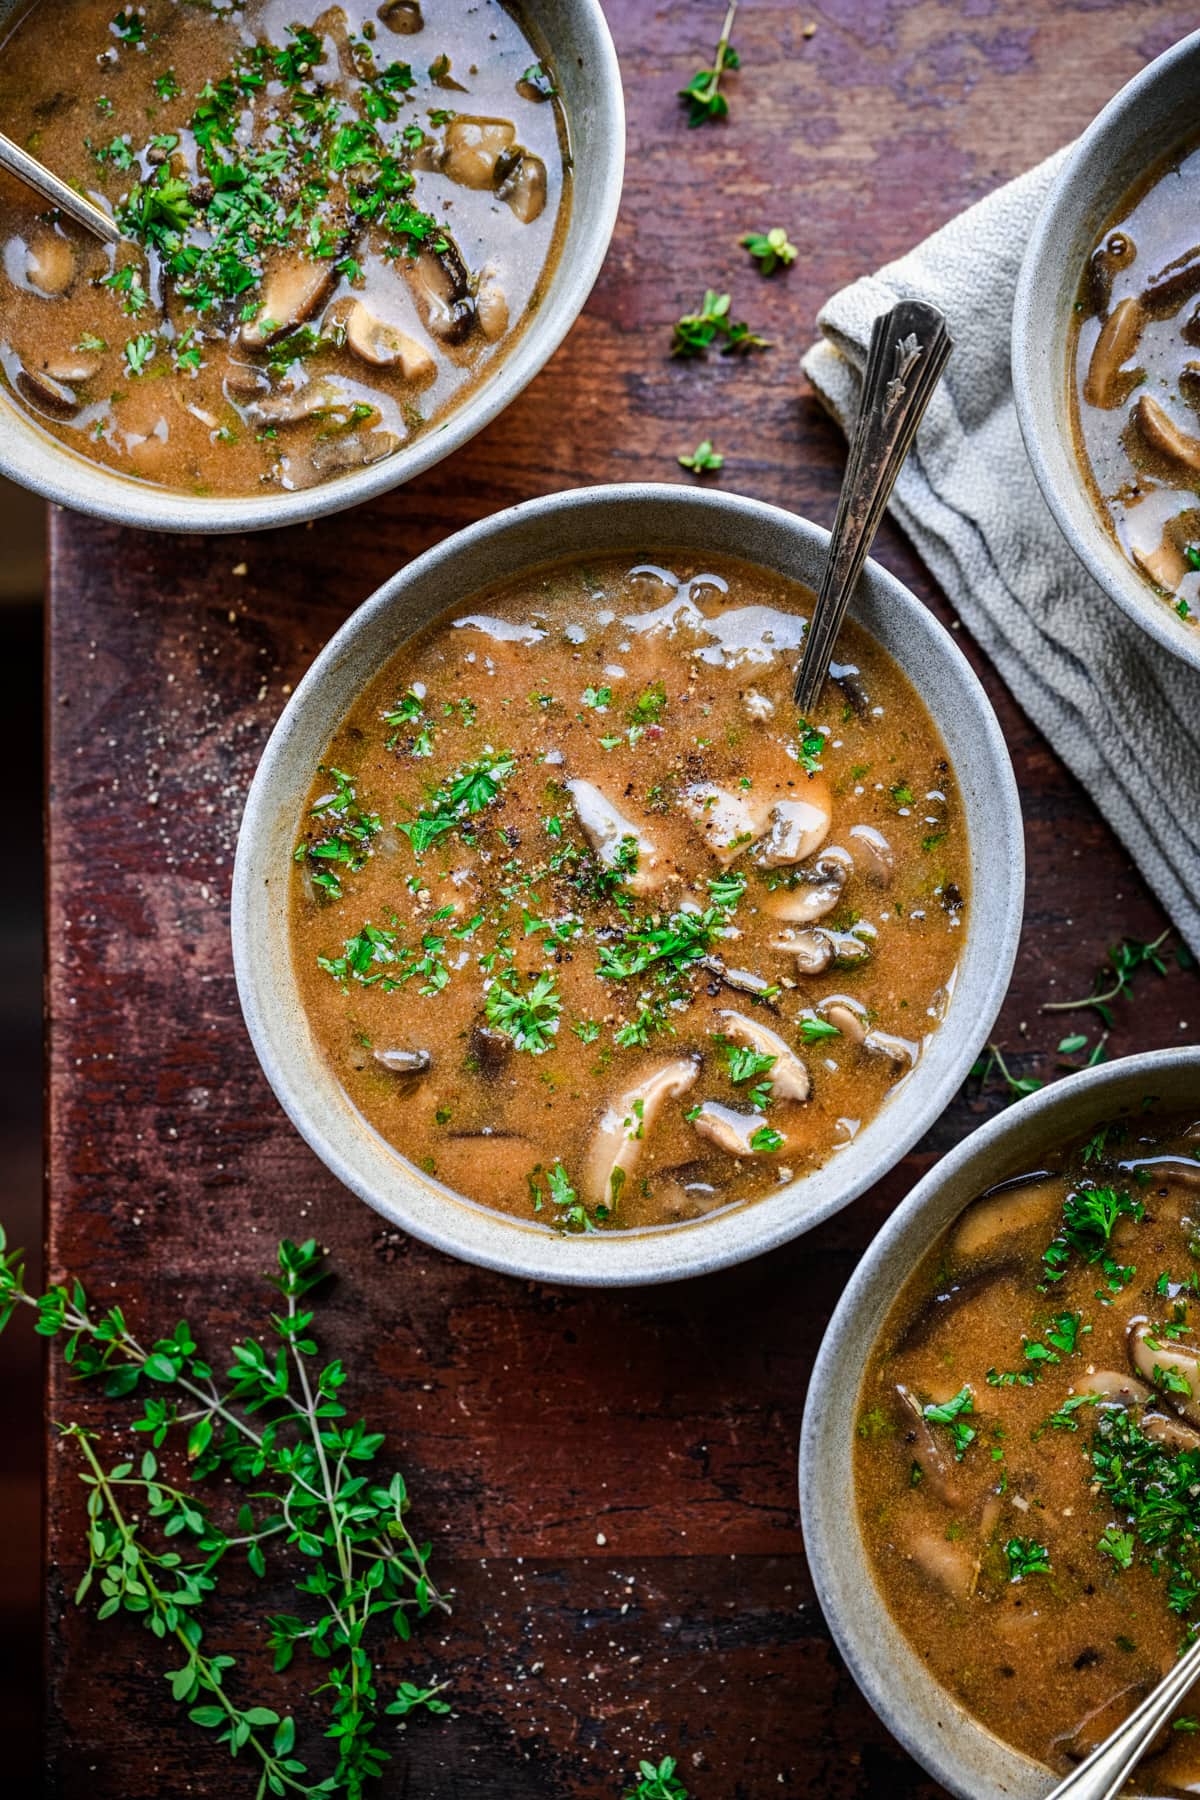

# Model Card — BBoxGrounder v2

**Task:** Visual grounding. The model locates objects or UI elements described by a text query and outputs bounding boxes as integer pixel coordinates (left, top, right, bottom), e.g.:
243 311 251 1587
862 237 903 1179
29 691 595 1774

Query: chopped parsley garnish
485 971 562 1054
631 682 667 724
520 62 556 99
399 753 514 857
799 1018 840 1043
1041 1184 1143 1293
1098 1524 1136 1570
796 718 825 774
294 768 381 899
1089 1406 1200 1615
123 332 158 374
749 1125 784 1154
922 1386 976 1459
1004 1537 1051 1582
582 685 612 710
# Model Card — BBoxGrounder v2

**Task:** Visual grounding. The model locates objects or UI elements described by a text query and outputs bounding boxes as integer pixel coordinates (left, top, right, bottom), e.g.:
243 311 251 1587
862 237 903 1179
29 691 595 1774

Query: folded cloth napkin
803 150 1200 958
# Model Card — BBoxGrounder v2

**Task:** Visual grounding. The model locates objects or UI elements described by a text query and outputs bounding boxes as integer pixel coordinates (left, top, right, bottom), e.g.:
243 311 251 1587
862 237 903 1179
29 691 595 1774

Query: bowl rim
231 480 1025 1285
0 0 625 535
1012 27 1200 673
799 1044 1200 1798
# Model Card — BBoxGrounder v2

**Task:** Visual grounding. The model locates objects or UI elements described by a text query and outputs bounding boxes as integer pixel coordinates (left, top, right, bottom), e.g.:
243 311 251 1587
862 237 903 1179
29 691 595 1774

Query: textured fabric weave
803 149 1200 955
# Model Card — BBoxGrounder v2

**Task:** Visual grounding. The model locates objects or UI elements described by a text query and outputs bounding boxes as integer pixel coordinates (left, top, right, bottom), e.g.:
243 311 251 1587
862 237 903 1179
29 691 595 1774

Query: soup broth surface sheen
0 0 568 496
289 552 968 1234
858 1110 1200 1784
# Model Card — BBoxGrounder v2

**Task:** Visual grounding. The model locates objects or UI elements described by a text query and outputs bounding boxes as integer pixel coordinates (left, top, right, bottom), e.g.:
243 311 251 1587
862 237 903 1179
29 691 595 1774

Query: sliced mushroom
691 1101 778 1159
848 822 894 886
224 362 270 401
246 378 349 426
309 429 403 477
566 777 662 895
654 1164 725 1222
1129 1322 1200 1426
1083 296 1144 408
1121 1154 1200 1191
1087 230 1136 313
42 351 100 384
1142 1409 1200 1453
373 1047 431 1075
948 1175 1062 1267
378 0 423 30
16 364 80 415
475 265 509 342
681 782 770 866
755 788 832 869
469 1024 511 1079
763 850 850 925
863 1026 919 1071
825 927 871 966
823 1000 866 1043
902 1527 973 1600
742 689 775 722
1133 534 1191 591
769 928 832 974
1143 243 1200 315
1136 394 1200 473
403 241 476 345
26 230 76 297
582 1056 700 1210
1074 1368 1153 1408
331 298 437 381
497 152 547 224
440 116 517 189
700 958 778 1004
241 255 340 349
716 1009 809 1102
893 1382 962 1505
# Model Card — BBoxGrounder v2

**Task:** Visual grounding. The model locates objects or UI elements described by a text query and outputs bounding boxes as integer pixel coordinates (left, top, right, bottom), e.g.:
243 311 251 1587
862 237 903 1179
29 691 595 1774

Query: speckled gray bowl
800 1046 1200 1799
0 0 623 534
232 483 1024 1285
1013 29 1200 673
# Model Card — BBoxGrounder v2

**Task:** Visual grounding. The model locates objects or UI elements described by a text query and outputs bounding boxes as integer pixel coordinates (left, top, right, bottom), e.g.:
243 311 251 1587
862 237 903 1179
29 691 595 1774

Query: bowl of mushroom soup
232 485 1024 1283
1013 28 1200 669
800 1047 1200 1800
0 0 622 531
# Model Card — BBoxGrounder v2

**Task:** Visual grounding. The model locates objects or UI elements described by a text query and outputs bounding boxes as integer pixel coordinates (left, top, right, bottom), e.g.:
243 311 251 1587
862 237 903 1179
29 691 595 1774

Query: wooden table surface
44 3 1200 1796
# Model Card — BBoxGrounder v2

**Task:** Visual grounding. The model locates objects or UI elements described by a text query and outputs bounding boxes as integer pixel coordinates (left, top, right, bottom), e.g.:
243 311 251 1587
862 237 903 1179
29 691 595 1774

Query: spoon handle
0 129 121 245
794 299 951 712
1041 1633 1200 1800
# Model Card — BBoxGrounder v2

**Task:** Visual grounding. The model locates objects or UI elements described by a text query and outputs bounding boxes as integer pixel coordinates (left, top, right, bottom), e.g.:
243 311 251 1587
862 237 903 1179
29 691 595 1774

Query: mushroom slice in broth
583 1057 700 1213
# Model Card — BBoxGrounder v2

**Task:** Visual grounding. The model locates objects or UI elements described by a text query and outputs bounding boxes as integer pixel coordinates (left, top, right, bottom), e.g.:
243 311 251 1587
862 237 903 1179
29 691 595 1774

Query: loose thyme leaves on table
670 289 770 357
740 227 797 275
678 438 724 474
678 0 740 126
0 1229 449 1799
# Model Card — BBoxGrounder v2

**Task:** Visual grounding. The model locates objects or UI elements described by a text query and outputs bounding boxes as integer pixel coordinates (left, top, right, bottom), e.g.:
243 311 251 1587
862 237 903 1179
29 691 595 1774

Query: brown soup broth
0 0 569 496
856 1110 1200 1780
288 552 969 1234
1070 133 1200 631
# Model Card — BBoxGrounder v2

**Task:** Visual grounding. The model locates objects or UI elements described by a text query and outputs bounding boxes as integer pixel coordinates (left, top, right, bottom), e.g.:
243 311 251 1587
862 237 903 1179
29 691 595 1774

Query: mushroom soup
1070 135 1200 628
0 0 568 495
289 551 968 1233
856 1110 1200 1779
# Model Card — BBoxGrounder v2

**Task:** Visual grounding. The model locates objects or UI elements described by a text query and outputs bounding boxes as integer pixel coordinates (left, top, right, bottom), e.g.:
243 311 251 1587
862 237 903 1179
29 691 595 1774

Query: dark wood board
43 2 1200 1796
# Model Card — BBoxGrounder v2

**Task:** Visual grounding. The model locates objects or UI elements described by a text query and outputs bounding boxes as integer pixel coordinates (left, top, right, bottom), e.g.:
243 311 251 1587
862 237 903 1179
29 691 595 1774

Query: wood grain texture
44 2 1200 1795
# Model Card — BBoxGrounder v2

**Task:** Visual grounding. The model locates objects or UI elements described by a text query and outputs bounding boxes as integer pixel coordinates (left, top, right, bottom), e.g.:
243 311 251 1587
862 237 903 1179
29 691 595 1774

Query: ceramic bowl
1012 28 1200 672
0 0 623 534
232 483 1025 1285
800 1046 1200 1799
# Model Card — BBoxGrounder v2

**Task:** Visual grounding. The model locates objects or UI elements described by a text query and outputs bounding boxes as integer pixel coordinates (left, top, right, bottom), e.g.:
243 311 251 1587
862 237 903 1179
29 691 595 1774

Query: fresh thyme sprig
1041 928 1177 1025
624 1756 689 1800
0 1231 449 1798
740 227 797 275
678 438 723 474
678 0 740 127
969 1041 1043 1103
670 289 769 358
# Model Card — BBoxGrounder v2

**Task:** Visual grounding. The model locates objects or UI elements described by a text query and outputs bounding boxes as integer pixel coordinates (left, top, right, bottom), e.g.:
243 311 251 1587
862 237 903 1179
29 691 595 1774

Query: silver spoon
1042 1634 1200 1800
794 298 952 713
0 128 121 245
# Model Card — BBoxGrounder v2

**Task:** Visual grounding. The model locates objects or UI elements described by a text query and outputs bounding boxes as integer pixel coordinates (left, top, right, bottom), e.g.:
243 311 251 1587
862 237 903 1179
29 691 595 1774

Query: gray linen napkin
803 150 1200 958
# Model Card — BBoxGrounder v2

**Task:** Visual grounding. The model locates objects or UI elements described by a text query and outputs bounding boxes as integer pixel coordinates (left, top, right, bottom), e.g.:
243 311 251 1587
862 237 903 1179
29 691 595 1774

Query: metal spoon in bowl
0 129 121 245
1042 1633 1200 1800
794 298 952 712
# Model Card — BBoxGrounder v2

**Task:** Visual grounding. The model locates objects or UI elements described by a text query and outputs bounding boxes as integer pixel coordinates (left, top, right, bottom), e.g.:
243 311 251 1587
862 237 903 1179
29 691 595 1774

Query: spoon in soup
794 298 952 712
0 130 121 245
1041 1633 1200 1800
